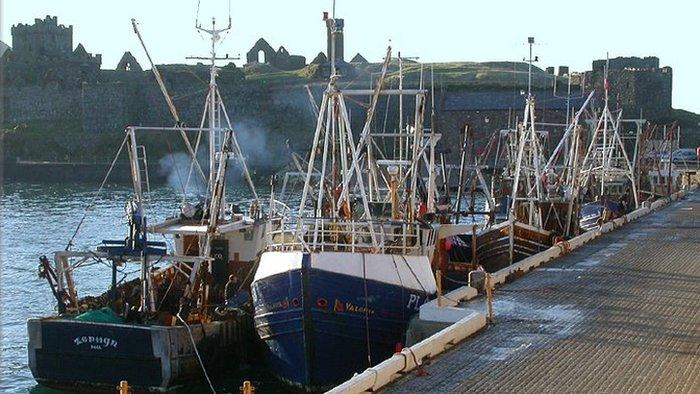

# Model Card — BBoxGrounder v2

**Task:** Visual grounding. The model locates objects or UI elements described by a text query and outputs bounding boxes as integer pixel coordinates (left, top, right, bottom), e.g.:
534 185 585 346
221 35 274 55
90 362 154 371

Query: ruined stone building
245 38 305 70
116 52 142 72
1 16 103 126
350 53 368 64
0 41 9 58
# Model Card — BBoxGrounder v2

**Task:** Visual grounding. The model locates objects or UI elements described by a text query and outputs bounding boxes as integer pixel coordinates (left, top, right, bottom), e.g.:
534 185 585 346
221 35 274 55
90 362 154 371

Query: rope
176 314 217 394
554 240 572 254
183 127 204 201
405 347 429 376
65 134 129 250
390 256 405 322
398 255 427 295
361 253 372 366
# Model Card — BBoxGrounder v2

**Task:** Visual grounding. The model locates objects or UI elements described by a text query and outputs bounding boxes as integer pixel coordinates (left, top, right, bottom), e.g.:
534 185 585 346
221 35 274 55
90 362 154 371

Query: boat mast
176 10 262 321
509 37 546 228
190 16 232 195
579 53 639 209
188 14 260 208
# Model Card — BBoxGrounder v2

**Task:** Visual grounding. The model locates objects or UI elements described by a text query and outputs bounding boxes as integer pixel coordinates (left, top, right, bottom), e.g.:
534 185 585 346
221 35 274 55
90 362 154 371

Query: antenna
431 64 436 115
195 0 232 30
195 0 201 29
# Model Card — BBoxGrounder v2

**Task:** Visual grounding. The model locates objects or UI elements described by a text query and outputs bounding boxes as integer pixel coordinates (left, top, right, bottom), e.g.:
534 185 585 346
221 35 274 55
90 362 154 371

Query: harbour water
0 181 487 393
0 182 278 393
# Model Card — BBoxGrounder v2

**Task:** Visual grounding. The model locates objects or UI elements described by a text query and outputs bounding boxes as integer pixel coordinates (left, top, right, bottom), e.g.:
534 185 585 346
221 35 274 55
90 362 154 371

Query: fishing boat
577 57 639 231
441 38 593 275
27 15 281 392
252 21 441 389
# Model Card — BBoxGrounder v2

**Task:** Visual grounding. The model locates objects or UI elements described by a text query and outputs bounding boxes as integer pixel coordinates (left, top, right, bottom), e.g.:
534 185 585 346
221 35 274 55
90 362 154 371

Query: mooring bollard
117 380 130 394
240 380 256 394
486 273 494 323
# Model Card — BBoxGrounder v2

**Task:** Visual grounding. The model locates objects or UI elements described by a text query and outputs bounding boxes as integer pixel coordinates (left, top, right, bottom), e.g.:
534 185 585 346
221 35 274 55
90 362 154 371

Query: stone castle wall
592 56 659 72
0 16 679 173
81 82 142 133
4 85 81 123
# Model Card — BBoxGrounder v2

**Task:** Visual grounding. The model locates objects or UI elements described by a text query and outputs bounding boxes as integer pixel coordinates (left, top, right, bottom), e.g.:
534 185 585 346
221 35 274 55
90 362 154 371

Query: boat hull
447 221 553 273
28 316 251 392
252 251 435 391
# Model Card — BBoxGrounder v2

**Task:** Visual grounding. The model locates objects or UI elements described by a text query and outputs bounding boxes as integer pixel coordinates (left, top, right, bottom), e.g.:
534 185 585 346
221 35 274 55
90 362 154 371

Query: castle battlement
592 56 660 72
12 15 72 30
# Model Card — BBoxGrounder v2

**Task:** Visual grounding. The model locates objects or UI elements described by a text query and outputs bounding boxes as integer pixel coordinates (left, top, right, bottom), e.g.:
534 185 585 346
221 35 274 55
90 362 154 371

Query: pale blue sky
2 0 698 112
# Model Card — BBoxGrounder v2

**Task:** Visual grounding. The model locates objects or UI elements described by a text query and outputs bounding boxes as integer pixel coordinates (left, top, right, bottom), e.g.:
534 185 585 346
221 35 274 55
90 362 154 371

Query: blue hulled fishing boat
252 25 441 389
253 250 435 388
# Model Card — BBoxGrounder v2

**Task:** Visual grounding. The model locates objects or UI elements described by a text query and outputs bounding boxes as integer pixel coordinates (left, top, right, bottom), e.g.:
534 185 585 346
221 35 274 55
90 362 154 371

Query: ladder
136 145 151 205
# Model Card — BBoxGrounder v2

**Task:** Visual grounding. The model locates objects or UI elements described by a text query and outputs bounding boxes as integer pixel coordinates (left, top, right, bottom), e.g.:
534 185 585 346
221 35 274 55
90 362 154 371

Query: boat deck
383 189 699 393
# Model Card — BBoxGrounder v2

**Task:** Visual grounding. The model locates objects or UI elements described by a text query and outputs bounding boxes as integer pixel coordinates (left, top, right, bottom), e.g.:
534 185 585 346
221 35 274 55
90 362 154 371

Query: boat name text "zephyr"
73 335 118 350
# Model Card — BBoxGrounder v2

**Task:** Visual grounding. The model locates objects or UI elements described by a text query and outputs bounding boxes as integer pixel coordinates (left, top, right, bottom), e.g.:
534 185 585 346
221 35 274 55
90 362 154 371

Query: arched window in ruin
258 50 266 64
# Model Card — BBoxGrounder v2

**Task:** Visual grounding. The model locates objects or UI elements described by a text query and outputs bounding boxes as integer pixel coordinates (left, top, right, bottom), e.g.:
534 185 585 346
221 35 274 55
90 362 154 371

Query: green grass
242 60 568 91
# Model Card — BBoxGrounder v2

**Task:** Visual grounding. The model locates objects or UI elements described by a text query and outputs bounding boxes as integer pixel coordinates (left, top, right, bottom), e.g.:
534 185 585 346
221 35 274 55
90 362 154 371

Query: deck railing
227 198 291 221
267 217 436 255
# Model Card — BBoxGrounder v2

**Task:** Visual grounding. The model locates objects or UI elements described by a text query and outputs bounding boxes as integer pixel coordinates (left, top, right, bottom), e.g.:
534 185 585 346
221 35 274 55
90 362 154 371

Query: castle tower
7 15 101 86
11 15 73 60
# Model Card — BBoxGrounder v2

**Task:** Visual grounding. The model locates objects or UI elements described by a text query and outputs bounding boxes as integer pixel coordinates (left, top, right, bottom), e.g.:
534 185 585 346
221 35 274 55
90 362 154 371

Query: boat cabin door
210 239 230 287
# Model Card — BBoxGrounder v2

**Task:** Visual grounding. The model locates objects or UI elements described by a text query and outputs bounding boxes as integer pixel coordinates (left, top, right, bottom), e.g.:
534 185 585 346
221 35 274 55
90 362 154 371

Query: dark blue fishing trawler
251 31 440 390
28 15 279 392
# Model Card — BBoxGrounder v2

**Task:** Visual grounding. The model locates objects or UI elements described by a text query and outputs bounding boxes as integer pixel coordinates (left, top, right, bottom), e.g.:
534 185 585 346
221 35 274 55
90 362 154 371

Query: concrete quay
381 189 699 393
